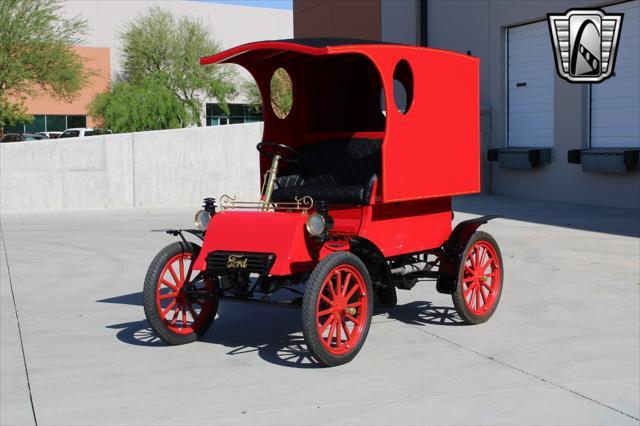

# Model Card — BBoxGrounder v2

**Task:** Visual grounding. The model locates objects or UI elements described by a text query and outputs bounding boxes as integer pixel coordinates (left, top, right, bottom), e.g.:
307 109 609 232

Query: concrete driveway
1 195 639 425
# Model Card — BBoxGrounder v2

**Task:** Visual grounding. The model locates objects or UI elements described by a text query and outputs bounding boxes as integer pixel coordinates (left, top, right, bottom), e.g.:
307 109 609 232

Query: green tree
0 0 91 128
269 68 293 119
119 7 236 126
89 76 187 133
241 79 262 113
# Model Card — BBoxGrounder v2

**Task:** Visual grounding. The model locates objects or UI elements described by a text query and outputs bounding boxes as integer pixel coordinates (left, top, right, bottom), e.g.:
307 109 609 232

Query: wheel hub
344 307 357 315
177 285 187 304
330 296 357 316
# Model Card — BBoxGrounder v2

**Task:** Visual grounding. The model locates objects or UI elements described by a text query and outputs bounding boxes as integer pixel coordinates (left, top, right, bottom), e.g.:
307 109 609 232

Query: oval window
393 60 413 114
270 68 293 119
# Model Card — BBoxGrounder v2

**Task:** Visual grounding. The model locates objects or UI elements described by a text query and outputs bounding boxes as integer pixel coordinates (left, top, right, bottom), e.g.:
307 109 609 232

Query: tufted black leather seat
271 138 382 205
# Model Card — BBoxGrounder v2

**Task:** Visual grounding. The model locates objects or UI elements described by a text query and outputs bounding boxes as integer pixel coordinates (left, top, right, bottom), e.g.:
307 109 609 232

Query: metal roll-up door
590 0 640 148
507 20 555 148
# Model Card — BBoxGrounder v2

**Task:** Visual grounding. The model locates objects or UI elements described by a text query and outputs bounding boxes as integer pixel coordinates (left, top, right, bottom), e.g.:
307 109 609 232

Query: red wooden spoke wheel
302 252 373 367
452 231 503 324
155 253 216 335
316 265 368 355
144 242 218 345
461 241 500 314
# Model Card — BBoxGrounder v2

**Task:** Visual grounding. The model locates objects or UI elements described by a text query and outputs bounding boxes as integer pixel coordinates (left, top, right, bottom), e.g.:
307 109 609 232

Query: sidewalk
1 195 638 425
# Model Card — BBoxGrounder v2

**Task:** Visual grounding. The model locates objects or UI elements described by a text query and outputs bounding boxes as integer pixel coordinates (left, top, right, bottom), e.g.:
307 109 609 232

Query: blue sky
199 0 292 10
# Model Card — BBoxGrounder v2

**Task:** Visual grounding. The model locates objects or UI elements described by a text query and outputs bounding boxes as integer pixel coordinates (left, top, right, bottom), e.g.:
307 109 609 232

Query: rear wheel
302 252 373 366
452 231 503 324
143 242 218 345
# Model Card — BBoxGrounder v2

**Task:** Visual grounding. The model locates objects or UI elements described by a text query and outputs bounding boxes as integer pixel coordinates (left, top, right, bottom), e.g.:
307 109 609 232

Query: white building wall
61 0 293 80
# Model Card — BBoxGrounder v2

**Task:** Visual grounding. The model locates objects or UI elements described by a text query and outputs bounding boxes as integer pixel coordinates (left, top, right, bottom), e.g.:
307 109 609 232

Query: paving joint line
1 225 38 426
411 324 639 421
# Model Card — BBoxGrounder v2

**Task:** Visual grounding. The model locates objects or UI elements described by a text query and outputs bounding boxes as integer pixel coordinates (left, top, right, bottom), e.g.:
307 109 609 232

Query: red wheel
302 252 373 366
452 231 503 324
144 242 218 345
316 264 369 355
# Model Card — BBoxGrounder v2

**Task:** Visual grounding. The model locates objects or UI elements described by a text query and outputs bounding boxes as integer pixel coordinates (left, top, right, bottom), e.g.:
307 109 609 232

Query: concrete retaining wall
0 123 262 212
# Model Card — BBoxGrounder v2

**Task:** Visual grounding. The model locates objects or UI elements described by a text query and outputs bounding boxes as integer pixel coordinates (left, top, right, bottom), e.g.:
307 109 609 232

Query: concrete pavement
1 195 638 425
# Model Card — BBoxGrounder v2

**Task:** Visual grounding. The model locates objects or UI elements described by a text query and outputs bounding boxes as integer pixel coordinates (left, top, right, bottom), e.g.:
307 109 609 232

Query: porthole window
393 60 413 114
270 68 293 119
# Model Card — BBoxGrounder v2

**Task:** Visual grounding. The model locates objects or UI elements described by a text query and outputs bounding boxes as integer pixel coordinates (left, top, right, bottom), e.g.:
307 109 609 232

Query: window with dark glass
46 115 67 131
25 115 46 133
206 103 262 126
67 115 87 128
2 114 87 133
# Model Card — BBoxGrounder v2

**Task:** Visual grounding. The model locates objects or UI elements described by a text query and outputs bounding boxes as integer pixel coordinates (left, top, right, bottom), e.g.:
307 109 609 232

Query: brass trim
219 194 313 213
220 146 313 213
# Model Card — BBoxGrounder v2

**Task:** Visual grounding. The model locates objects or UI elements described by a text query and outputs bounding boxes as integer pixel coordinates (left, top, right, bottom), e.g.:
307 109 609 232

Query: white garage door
507 21 555 148
590 0 640 149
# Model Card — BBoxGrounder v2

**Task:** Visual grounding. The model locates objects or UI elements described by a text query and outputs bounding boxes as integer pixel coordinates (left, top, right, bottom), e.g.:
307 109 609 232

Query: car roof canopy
201 39 480 202
202 39 390 142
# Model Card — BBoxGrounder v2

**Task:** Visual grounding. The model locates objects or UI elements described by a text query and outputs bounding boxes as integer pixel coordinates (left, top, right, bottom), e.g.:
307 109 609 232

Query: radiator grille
206 251 276 275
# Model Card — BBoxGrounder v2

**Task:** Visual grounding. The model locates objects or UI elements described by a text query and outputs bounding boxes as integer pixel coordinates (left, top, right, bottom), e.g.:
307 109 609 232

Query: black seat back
297 137 382 186
272 137 382 205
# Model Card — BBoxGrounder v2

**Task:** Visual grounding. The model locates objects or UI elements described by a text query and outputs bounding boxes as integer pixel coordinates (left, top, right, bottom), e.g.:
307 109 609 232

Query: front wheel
452 231 503 324
301 252 374 366
143 242 218 345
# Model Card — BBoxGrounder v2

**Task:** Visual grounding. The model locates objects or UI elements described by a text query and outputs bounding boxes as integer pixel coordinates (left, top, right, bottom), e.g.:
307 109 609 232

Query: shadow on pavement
106 320 167 347
101 296 463 367
380 301 465 326
98 292 143 306
454 195 640 238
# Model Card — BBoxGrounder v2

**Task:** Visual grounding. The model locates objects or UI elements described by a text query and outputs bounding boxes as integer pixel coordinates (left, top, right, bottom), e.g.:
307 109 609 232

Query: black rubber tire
143 242 218 345
452 231 503 325
301 252 374 367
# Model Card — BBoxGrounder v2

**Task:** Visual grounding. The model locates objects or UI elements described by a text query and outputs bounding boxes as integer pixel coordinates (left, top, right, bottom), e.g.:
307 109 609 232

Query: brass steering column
261 154 281 211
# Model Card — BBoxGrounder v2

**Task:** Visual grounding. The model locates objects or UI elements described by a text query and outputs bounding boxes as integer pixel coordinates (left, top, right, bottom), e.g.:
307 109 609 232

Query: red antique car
143 39 503 366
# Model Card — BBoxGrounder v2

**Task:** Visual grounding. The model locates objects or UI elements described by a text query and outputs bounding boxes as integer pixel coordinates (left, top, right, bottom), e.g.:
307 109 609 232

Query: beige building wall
294 0 419 44
294 0 381 40
19 47 111 128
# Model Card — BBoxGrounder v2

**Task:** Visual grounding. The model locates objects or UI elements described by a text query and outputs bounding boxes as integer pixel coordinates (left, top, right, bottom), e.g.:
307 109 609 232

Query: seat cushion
272 137 381 205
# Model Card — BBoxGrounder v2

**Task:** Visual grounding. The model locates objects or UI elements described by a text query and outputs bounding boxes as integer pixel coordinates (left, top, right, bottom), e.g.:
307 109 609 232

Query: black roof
273 38 408 48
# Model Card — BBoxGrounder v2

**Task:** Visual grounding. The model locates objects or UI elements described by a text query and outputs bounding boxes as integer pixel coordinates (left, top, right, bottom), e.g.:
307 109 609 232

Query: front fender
192 211 320 276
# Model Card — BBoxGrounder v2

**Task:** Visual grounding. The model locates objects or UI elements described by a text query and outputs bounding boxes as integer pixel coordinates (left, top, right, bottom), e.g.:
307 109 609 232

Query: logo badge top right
548 9 623 83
